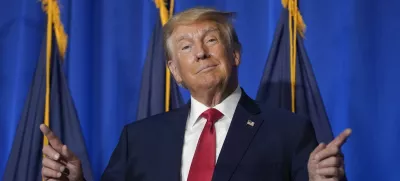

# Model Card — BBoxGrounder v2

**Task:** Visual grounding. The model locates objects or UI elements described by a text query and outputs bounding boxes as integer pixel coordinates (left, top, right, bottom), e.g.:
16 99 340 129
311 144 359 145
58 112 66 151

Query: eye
181 45 190 50
206 37 218 45
208 38 217 43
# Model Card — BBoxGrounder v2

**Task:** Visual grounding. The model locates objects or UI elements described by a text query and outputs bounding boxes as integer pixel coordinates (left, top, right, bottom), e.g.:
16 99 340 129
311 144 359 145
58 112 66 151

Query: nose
195 44 209 61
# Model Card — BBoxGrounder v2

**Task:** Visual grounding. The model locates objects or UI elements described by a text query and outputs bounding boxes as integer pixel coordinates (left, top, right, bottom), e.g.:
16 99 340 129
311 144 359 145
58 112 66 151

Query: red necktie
187 108 223 181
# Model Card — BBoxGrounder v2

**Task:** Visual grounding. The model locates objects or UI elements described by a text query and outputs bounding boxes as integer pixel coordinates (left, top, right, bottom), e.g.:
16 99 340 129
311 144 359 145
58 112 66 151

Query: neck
191 77 238 107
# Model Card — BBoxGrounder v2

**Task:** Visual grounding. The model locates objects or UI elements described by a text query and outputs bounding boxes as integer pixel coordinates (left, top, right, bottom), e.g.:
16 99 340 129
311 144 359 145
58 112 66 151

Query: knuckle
42 167 50 176
48 160 55 168
333 157 339 164
318 160 325 166
340 167 345 174
42 146 49 153
333 168 339 175
43 157 52 166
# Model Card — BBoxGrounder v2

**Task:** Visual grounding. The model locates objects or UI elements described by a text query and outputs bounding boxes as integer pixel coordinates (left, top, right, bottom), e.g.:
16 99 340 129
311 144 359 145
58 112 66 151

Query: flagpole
40 1 68 178
41 0 53 150
154 0 174 112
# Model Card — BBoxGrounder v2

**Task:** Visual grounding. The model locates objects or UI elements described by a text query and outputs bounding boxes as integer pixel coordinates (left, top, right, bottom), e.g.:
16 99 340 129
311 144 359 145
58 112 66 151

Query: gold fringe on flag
154 0 174 112
281 0 306 113
281 0 306 37
41 0 68 58
40 0 68 172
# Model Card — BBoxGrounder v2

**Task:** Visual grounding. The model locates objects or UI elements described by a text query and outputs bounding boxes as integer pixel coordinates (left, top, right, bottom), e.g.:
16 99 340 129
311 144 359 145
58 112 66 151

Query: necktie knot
201 108 223 124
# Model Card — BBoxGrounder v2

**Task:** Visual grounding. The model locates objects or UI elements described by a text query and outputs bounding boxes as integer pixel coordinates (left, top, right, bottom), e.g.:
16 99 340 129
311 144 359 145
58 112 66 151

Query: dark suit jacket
100 90 318 181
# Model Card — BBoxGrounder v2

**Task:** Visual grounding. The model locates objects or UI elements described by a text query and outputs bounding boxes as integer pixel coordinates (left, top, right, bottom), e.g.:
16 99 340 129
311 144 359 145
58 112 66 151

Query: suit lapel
212 90 264 181
159 104 189 181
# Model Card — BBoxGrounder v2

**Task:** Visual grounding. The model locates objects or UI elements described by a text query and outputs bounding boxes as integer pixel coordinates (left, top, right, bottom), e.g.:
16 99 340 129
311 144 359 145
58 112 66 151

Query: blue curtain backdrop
0 0 399 181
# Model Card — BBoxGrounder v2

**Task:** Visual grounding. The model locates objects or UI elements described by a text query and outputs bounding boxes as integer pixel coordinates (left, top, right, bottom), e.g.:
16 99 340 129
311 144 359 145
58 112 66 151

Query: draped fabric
0 0 399 181
3 26 93 181
2 33 47 181
256 8 334 144
136 14 184 121
0 0 46 179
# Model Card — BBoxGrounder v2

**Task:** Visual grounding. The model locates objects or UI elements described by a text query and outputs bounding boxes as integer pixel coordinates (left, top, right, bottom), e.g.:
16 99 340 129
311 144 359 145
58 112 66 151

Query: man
41 7 351 181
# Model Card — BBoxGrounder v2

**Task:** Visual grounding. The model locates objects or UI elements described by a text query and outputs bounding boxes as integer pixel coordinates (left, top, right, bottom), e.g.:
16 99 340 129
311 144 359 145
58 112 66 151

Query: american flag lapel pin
247 120 255 127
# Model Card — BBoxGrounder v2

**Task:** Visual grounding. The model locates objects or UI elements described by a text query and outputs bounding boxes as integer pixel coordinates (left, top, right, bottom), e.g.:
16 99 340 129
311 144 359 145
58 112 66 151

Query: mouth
196 64 218 74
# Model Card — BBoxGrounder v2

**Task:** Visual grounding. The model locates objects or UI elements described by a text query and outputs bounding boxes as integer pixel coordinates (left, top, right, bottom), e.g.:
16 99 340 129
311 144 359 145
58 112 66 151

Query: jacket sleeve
291 118 318 181
100 126 129 181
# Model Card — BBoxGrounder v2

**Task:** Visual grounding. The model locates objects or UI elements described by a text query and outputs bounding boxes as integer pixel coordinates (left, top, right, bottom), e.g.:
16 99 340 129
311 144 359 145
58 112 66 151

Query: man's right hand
40 124 84 181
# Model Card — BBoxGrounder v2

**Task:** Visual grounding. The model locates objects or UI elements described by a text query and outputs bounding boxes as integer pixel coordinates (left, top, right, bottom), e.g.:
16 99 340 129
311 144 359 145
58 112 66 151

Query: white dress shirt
181 86 242 181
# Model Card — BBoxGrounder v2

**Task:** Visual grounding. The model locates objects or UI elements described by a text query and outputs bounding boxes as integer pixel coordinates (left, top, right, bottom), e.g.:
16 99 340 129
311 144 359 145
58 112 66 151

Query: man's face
167 21 240 92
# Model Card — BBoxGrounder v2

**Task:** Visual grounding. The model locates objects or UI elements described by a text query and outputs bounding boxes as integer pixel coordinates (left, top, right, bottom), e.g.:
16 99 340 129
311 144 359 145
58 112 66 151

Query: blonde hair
163 7 242 61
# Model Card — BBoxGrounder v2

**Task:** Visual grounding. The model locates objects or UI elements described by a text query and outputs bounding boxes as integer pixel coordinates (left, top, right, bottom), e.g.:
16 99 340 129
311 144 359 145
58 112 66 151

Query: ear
233 50 241 66
167 59 183 84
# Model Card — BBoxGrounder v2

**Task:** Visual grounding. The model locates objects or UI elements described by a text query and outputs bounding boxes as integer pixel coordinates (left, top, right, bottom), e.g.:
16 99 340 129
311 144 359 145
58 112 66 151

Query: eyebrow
176 27 219 43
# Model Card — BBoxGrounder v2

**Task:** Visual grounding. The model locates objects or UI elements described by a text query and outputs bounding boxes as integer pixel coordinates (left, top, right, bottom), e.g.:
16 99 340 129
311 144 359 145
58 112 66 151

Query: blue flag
136 14 184 120
3 22 93 180
256 8 334 144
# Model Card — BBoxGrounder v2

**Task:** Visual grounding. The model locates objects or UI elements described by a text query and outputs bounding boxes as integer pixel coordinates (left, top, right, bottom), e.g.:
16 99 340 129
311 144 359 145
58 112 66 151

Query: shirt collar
188 85 242 128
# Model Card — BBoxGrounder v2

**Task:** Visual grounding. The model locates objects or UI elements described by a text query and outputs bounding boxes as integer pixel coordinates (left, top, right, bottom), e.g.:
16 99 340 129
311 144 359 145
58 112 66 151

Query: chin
198 77 226 90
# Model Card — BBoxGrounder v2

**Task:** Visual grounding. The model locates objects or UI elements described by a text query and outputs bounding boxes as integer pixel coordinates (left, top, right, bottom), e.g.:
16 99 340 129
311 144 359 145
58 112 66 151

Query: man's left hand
308 128 352 181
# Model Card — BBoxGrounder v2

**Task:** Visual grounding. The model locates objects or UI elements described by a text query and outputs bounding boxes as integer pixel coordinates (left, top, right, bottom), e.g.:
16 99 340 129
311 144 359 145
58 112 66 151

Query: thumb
61 145 77 162
310 143 326 159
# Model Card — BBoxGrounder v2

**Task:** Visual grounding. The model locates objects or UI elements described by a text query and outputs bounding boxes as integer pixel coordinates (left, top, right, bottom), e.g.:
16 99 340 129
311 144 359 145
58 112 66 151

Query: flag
3 1 93 180
136 1 184 120
256 5 334 144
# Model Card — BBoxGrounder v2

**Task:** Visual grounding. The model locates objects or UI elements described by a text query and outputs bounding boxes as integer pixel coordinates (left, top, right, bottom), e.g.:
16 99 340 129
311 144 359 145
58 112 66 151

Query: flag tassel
282 0 306 113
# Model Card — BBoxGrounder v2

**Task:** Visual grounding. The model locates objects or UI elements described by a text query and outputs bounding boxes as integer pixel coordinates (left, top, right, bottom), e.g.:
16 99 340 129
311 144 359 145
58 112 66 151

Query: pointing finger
328 128 352 148
40 124 64 152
